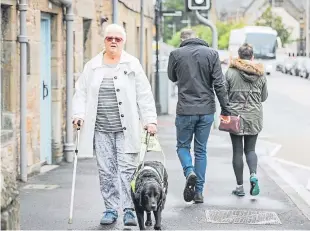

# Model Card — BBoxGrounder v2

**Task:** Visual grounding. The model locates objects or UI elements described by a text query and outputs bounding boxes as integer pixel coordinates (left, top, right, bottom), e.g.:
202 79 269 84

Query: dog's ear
158 187 166 209
158 187 163 202
138 189 144 207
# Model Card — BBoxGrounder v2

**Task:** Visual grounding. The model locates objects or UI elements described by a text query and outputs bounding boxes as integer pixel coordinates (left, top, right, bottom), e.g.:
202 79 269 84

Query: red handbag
219 115 241 133
219 87 252 134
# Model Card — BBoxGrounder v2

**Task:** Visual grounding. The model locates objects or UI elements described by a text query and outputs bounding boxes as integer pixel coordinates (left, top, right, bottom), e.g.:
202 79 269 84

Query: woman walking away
72 24 157 226
224 43 268 197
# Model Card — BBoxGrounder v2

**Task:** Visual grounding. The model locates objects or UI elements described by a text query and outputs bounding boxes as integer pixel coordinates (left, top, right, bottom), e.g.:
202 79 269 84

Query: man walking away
167 29 230 203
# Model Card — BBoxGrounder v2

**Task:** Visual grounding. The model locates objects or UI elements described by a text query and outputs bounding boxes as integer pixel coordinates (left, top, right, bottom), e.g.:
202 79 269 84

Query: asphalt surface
20 113 310 230
254 69 310 203
261 69 310 164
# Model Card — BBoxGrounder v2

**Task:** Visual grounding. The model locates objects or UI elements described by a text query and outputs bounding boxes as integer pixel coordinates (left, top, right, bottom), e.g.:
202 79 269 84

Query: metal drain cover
23 184 59 190
205 209 282 225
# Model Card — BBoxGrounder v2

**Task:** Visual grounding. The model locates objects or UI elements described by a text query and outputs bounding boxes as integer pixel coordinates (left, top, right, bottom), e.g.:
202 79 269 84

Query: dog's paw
154 225 161 230
145 220 152 226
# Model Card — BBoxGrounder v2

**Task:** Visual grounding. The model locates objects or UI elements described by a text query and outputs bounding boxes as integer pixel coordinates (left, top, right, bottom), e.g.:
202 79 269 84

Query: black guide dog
131 160 168 230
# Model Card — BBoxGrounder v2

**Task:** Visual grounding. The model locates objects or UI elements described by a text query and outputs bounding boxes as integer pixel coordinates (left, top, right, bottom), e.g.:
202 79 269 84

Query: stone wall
1 2 20 229
1 142 20 230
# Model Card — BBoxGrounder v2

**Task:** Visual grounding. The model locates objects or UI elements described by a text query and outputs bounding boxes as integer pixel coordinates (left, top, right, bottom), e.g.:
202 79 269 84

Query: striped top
95 63 123 133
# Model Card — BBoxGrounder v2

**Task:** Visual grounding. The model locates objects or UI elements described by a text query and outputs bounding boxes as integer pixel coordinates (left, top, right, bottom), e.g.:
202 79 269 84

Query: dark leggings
229 133 258 185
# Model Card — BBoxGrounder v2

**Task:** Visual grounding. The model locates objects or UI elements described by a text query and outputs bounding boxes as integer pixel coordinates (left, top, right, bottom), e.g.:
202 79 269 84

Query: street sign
186 0 211 11
162 10 182 17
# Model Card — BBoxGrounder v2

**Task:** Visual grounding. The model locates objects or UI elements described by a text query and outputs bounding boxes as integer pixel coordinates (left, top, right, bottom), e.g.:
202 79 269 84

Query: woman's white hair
103 24 127 43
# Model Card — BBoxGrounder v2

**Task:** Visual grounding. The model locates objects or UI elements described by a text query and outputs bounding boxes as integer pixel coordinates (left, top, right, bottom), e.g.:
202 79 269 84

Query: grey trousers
94 131 138 211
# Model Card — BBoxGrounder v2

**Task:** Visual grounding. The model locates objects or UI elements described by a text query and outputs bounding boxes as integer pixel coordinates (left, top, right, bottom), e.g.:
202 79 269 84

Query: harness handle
139 130 166 171
131 130 166 193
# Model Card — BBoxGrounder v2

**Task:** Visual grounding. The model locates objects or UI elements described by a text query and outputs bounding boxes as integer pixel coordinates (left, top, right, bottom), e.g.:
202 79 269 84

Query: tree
162 0 196 42
255 7 292 45
217 21 246 49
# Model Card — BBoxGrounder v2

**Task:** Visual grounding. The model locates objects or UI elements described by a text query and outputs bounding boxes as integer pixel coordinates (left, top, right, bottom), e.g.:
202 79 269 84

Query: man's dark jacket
167 38 230 115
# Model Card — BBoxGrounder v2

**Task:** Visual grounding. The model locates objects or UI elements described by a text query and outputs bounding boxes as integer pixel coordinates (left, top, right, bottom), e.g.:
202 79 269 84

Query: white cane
68 122 81 224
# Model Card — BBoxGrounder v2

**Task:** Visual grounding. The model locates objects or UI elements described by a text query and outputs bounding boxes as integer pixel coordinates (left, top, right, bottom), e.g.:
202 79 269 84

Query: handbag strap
241 84 253 110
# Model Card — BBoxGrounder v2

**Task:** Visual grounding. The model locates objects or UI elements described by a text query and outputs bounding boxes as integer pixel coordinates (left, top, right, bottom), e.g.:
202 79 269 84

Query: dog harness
131 131 166 198
130 165 165 193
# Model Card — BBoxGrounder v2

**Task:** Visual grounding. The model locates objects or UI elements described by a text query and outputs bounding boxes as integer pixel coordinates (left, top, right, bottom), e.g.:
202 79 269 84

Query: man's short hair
238 43 254 60
180 28 196 41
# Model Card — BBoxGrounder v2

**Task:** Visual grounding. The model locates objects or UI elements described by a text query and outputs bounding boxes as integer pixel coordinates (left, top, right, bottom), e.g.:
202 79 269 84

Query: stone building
1 0 154 228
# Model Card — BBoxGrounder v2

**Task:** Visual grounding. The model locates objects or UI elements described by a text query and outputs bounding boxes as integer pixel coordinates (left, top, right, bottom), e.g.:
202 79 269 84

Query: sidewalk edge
259 155 310 221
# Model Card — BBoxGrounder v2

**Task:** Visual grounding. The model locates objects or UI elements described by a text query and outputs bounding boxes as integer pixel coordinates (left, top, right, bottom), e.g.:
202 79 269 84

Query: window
83 18 92 66
1 5 14 142
145 28 148 76
136 26 140 57
1 5 11 112
123 22 126 50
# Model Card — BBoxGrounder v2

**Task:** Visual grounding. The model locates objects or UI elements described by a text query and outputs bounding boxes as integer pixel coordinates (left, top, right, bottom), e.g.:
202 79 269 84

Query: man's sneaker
123 209 137 226
100 209 118 225
183 171 197 202
194 192 204 203
232 185 245 197
250 174 260 196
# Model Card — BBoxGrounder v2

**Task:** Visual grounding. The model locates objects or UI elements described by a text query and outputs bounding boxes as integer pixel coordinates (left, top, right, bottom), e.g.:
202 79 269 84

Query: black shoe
183 172 197 202
232 185 245 197
194 192 204 203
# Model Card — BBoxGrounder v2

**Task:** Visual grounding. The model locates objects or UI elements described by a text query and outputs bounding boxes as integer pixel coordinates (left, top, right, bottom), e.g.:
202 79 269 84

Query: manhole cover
23 184 59 190
205 209 282 225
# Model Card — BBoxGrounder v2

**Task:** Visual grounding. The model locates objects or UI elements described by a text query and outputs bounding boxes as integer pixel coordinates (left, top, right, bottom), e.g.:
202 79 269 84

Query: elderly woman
72 24 157 226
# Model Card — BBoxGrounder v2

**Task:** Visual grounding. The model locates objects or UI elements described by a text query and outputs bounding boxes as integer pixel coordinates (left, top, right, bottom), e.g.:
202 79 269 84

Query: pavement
20 111 310 230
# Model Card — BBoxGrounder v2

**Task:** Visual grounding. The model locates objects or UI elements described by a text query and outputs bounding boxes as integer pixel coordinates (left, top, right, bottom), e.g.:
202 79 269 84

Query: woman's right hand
72 119 84 128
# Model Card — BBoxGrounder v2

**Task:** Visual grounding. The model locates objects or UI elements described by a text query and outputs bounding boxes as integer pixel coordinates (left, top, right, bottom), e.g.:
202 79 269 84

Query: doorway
40 13 52 164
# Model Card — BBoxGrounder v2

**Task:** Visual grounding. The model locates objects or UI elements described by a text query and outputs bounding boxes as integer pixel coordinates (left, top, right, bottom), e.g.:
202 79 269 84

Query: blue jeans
175 114 214 193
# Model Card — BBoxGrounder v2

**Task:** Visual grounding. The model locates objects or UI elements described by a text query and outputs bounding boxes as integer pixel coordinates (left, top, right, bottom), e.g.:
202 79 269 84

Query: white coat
72 50 157 157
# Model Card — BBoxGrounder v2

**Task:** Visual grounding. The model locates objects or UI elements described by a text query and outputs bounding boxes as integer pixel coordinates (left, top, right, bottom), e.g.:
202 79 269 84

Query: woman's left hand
145 123 157 135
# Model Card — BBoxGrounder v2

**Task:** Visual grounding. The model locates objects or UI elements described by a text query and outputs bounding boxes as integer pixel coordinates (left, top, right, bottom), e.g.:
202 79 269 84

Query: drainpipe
59 0 74 162
139 0 144 65
18 0 28 182
112 0 118 23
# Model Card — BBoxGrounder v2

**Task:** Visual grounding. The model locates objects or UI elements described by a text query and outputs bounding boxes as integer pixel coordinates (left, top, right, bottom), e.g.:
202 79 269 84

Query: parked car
276 59 284 71
299 58 310 79
275 56 287 72
290 57 306 76
282 57 294 74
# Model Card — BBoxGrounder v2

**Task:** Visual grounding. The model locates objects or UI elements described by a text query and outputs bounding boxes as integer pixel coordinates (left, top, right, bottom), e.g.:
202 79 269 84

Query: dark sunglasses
105 36 123 43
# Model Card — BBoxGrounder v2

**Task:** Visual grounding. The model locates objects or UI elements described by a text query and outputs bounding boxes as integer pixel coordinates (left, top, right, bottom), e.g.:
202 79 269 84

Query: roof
215 0 252 13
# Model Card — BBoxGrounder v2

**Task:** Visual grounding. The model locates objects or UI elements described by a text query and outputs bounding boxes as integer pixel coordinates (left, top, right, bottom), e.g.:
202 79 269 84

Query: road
258 69 310 189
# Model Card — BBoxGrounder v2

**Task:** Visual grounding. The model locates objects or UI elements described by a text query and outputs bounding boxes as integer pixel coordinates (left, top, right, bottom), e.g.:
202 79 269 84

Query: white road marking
269 144 282 157
273 157 310 171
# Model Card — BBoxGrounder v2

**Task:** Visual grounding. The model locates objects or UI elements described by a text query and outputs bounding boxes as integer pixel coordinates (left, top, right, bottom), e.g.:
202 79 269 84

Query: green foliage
167 25 211 47
163 0 185 10
167 21 246 49
217 21 246 49
255 7 292 44
162 0 196 42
